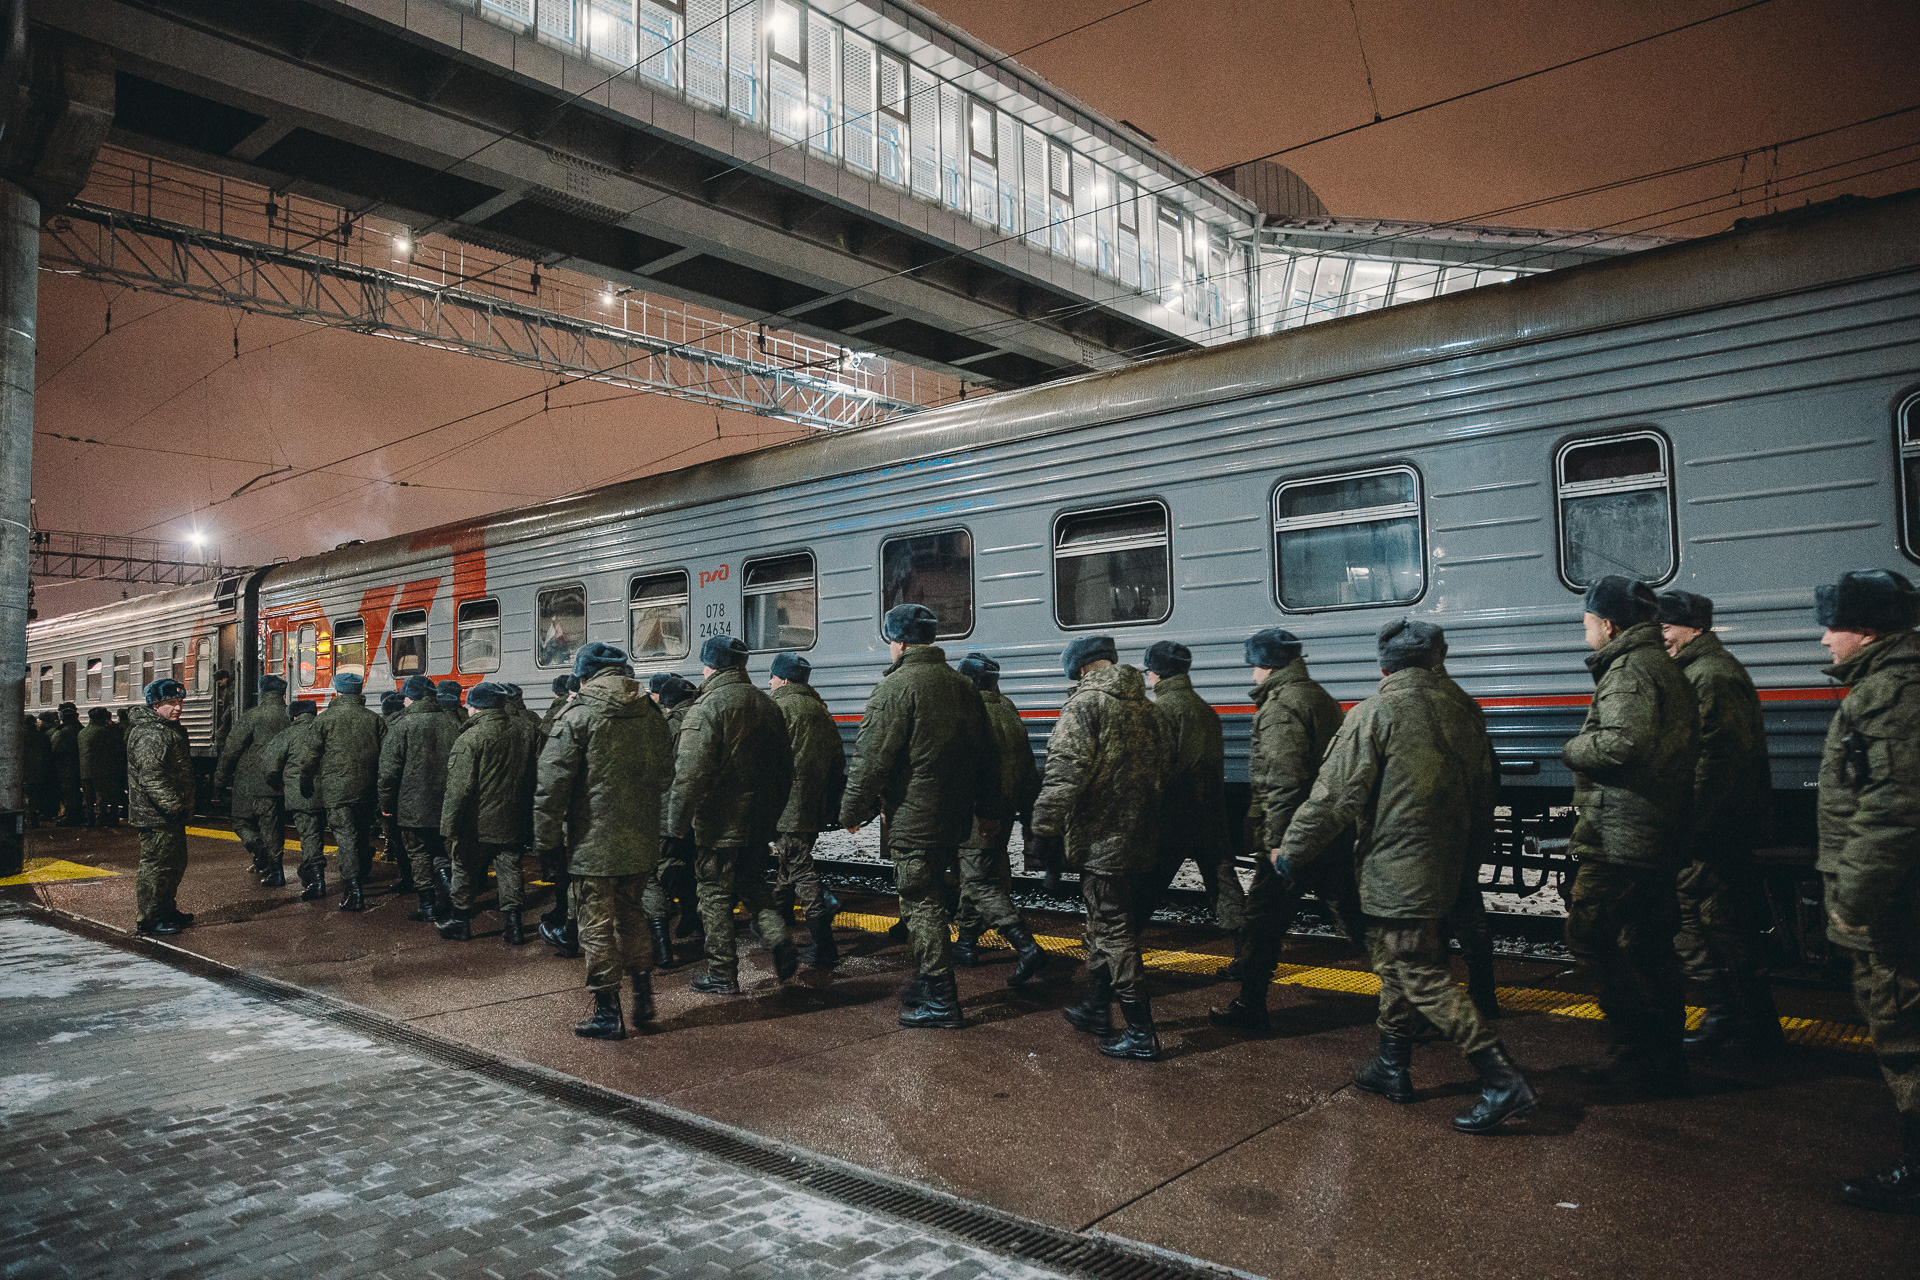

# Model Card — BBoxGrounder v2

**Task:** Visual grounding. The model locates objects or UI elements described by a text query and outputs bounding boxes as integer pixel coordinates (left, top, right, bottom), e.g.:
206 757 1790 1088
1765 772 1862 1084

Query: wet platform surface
5 824 1916 1279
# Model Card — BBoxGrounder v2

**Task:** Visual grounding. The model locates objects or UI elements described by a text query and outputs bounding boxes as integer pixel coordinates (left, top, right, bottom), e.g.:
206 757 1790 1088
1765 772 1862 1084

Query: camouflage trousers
956 830 1022 936
1446 867 1495 978
290 810 328 879
893 847 958 981
400 827 450 888
240 798 285 863
695 844 788 982
1134 835 1244 938
451 840 524 914
135 824 188 925
576 873 650 995
1081 872 1146 1002
1849 948 1920 1122
1566 860 1686 1059
772 832 831 917
325 802 378 885
1238 849 1366 979
1675 852 1781 1029
1367 917 1499 1055
641 845 693 920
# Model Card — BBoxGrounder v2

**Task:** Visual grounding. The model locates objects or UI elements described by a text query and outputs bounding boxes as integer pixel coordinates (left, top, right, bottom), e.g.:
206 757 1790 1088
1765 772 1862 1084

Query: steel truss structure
30 528 223 587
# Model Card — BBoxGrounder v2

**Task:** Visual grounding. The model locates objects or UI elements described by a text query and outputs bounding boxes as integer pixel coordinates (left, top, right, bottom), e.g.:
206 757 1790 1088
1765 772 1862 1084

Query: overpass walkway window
1054 502 1171 629
1275 468 1425 610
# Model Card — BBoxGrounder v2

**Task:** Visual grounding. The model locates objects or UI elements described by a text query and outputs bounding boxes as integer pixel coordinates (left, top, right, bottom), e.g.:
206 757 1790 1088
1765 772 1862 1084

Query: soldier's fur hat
1582 576 1658 629
290 699 318 719
651 673 699 708
87 706 111 724
770 653 811 683
330 671 363 695
1061 634 1118 680
436 679 464 704
500 683 523 702
1815 569 1920 633
575 641 631 680
144 678 186 705
699 635 749 670
1244 628 1302 670
1143 641 1192 676
258 674 288 696
57 701 78 719
401 674 438 701
380 691 406 715
1655 590 1714 630
957 652 1000 690
550 674 574 696
466 682 506 710
882 602 939 645
1378 619 1447 673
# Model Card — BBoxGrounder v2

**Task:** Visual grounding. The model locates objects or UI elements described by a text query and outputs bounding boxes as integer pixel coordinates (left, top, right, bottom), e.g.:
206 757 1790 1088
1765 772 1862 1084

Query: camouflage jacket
964 690 1038 849
50 720 80 784
1818 630 1920 954
663 666 793 848
1151 672 1226 855
441 707 536 847
772 681 844 835
78 723 125 784
126 705 194 829
1279 667 1496 919
297 692 387 808
19 717 49 790
1563 621 1700 869
537 695 572 741
1030 664 1169 877
535 670 674 877
839 645 998 852
1247 659 1344 851
377 698 461 829
261 718 324 812
1431 670 1500 898
1673 631 1772 860
214 695 290 811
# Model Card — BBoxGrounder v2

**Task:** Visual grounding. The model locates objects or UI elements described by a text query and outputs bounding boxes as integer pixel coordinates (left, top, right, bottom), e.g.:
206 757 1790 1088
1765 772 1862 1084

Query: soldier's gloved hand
1030 833 1065 895
538 847 567 880
1269 852 1297 892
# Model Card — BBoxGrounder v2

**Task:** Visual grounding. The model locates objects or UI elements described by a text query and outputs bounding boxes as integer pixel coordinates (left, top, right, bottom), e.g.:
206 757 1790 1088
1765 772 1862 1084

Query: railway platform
3 824 1915 1279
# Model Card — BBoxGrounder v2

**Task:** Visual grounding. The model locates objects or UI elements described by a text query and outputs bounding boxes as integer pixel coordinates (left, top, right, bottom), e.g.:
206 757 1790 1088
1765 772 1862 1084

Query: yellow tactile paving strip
0 857 118 886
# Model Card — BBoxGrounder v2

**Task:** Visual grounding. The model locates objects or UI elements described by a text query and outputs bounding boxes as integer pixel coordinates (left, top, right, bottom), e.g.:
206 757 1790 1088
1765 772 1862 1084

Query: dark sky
30 0 1920 617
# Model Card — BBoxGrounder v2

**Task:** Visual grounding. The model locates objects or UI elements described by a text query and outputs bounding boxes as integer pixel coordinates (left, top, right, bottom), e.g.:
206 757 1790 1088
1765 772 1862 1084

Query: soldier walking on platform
1563 576 1700 1097
1429 658 1504 1023
535 643 675 1041
263 700 322 893
768 653 847 970
1278 621 1536 1133
952 652 1046 985
215 676 291 885
380 675 460 924
1136 641 1239 955
1657 589 1787 1055
1210 628 1356 1032
442 683 537 945
379 689 407 870
1812 571 1920 1214
666 636 797 995
297 672 387 913
1037 635 1169 1059
128 679 196 937
537 674 581 953
640 672 702 966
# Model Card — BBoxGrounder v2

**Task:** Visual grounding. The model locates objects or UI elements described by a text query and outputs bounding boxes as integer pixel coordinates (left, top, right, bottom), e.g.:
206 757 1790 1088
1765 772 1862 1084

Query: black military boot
408 889 436 922
691 970 741 995
541 917 579 958
953 928 981 968
675 892 703 941
771 940 800 982
299 866 326 902
431 867 454 923
886 919 910 943
1002 924 1047 986
502 909 525 946
899 974 964 1029
1467 955 1502 1022
630 973 657 1029
249 846 269 875
1685 976 1739 1052
649 917 677 969
1352 1031 1417 1103
438 912 471 941
339 881 365 913
393 859 416 895
542 874 569 928
1062 971 1114 1034
135 916 182 937
1098 998 1162 1060
1208 971 1273 1032
574 990 625 1040
1454 1044 1539 1134
804 907 839 970
1840 1117 1920 1214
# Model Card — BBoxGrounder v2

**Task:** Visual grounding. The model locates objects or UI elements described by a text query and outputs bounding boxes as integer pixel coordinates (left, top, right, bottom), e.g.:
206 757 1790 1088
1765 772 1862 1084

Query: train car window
38 664 52 705
535 585 587 668
85 658 102 701
1899 391 1920 561
1273 468 1425 610
333 619 367 680
881 530 974 638
112 652 131 701
293 625 317 689
629 572 690 662
169 643 184 685
60 661 75 702
266 629 284 677
1054 502 1172 629
742 552 817 651
389 610 428 677
140 648 154 690
195 636 214 694
1555 432 1674 588
456 600 500 674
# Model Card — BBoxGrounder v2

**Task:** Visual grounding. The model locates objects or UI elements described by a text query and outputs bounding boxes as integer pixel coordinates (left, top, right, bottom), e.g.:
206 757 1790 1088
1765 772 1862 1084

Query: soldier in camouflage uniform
536 674 581 950
1210 629 1358 1032
1279 621 1536 1133
437 679 469 725
296 671 388 913
768 653 847 969
127 679 196 936
538 674 578 739
51 703 82 826
1135 641 1240 945
953 652 1047 984
263 701 322 891
77 708 120 828
380 674 461 924
1037 635 1170 1060
215 675 292 885
536 644 676 1040
1813 571 1920 1213
442 683 538 946
20 713 50 826
1563 576 1701 1096
666 636 797 995
378 690 408 878
640 671 701 967
1656 589 1786 1054
1429 658 1504 1023
842 604 1000 1028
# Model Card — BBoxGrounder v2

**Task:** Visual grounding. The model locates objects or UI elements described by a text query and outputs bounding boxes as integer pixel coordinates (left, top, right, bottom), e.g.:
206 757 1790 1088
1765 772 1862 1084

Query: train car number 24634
699 602 731 639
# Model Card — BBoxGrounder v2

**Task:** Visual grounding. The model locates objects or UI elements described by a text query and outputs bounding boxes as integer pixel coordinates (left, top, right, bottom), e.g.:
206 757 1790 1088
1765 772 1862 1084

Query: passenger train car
26 188 1920 951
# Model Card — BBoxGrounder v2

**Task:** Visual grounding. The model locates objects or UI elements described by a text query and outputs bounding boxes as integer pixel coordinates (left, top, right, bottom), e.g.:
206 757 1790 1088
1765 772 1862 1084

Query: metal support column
0 178 36 876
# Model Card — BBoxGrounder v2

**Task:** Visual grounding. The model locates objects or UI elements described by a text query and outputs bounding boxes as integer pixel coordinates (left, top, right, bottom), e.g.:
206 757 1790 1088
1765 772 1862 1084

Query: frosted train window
743 552 817 651
334 618 368 680
1054 502 1171 629
389 610 428 678
195 636 214 694
86 658 101 701
629 572 691 662
141 648 154 691
536 585 588 669
113 652 131 701
62 660 76 703
294 625 317 690
1899 391 1920 562
1274 468 1425 611
881 530 973 639
1556 433 1674 588
38 664 52 705
455 601 499 674
169 643 184 685
267 629 284 676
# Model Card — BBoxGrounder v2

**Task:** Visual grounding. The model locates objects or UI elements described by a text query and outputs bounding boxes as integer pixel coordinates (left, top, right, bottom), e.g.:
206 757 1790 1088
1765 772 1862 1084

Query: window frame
878 527 976 642
38 663 52 706
968 97 996 165
768 0 804 70
627 569 692 665
1271 465 1428 614
1051 498 1174 632
388 608 429 679
293 623 318 690
534 581 590 670
1552 429 1678 591
332 617 368 680
85 656 102 702
61 659 76 703
266 627 284 677
455 598 502 675
112 651 131 701
1898 388 1920 565
194 635 214 694
140 647 154 691
740 549 819 653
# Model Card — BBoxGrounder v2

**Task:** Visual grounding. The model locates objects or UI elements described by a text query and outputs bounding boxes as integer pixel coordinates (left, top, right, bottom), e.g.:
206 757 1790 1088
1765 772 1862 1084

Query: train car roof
26 574 242 641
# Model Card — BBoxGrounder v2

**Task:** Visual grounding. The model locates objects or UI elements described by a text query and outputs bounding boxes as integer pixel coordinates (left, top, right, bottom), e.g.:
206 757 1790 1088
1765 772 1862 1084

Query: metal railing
29 528 224 586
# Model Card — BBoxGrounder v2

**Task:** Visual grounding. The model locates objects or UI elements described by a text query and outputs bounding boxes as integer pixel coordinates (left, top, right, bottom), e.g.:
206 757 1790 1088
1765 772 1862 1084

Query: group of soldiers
104 565 1919 1211
18 702 131 828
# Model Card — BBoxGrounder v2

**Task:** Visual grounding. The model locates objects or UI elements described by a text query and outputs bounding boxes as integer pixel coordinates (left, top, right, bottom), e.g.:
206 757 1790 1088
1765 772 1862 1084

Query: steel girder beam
29 528 221 586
